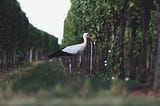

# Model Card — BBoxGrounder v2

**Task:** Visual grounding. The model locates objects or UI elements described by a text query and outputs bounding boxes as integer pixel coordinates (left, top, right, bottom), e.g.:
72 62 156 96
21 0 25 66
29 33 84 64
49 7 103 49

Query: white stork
48 33 93 61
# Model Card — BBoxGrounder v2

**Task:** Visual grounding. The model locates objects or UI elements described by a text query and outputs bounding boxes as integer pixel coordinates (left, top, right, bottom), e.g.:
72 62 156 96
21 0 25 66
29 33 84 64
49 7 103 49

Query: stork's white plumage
48 33 93 60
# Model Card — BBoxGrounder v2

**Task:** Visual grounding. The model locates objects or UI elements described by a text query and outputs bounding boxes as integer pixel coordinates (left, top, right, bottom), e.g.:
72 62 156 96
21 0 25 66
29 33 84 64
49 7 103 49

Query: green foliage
0 62 160 105
27 24 59 55
62 0 157 82
0 0 29 49
3 61 111 97
0 0 59 66
12 62 66 92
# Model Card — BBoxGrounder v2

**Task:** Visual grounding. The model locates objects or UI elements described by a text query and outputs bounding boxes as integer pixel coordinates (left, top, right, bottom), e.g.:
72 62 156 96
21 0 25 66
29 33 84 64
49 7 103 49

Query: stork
48 33 93 74
48 33 93 60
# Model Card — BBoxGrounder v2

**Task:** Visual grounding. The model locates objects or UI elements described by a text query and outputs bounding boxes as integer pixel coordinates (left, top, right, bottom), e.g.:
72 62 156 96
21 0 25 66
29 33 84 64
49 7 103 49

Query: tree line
0 0 59 70
62 0 160 89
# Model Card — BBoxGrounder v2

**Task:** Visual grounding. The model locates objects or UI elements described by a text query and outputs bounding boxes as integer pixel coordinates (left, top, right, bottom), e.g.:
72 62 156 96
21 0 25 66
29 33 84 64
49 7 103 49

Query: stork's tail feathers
48 50 73 60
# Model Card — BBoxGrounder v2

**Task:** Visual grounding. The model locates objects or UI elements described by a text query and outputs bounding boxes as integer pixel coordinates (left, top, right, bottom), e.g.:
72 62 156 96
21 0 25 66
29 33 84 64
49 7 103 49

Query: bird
48 33 93 61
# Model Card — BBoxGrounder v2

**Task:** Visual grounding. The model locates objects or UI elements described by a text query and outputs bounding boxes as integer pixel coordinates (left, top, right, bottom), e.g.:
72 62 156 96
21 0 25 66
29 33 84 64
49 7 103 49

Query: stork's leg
58 58 67 74
77 54 82 74
69 58 72 74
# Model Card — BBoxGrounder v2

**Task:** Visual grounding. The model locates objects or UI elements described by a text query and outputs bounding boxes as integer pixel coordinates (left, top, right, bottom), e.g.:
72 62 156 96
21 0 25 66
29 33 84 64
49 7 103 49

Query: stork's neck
83 37 87 45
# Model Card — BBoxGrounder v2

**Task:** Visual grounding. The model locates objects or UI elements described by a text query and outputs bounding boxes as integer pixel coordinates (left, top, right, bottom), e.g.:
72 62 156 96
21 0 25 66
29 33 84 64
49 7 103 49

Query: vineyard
0 0 160 105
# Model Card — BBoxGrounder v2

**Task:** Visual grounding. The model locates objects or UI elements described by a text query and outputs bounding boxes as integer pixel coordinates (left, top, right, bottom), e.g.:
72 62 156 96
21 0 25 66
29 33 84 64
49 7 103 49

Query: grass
0 61 160 106
0 94 160 106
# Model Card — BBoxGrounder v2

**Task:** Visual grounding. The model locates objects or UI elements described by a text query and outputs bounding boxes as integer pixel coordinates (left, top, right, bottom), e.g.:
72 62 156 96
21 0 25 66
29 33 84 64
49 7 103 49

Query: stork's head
83 33 94 42
83 33 89 38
